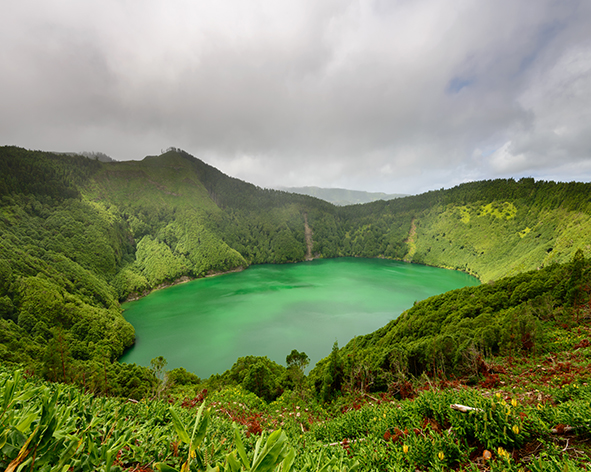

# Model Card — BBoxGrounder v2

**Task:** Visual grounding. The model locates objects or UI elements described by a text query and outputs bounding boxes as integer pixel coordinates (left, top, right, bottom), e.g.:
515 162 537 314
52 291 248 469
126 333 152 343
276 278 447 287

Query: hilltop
2 146 591 375
1 146 591 469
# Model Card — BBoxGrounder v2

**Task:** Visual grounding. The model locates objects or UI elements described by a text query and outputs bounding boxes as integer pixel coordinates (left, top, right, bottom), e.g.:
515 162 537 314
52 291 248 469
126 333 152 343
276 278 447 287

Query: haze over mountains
74 150 405 206
278 186 408 206
3 0 591 465
3 1 591 196
74 151 407 206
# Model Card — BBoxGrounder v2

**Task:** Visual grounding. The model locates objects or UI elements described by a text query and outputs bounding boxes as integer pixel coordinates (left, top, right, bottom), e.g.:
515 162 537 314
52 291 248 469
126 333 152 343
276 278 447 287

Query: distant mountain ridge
279 186 407 205
3 145 591 399
2 146 591 471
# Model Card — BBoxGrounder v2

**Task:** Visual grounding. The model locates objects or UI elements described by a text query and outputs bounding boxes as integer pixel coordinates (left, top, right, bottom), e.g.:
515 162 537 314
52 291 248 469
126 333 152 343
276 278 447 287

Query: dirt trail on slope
303 213 314 261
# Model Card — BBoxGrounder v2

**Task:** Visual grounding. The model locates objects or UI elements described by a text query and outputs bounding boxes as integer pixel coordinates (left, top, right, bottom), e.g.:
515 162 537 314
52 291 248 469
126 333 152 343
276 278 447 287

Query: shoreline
122 256 482 304
123 265 246 303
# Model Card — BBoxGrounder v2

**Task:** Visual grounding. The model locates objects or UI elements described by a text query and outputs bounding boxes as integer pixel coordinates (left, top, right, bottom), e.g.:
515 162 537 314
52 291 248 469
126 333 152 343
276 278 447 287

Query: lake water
119 258 479 377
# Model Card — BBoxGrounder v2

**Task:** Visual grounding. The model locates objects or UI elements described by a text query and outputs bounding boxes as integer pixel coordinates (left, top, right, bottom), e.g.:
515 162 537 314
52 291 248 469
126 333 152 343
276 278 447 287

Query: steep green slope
407 186 591 281
0 148 144 396
0 146 331 392
326 178 591 281
83 151 248 298
82 148 330 298
3 145 591 396
309 250 591 397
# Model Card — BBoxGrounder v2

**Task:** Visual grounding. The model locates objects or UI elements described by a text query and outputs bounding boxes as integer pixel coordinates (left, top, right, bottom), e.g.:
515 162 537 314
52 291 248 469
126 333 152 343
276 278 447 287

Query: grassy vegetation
2 146 591 469
2 317 590 471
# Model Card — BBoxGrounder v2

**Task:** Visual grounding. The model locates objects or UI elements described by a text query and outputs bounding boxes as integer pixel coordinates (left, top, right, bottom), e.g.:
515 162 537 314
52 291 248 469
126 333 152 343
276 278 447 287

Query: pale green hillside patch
111 265 149 299
85 199 121 225
403 218 417 262
544 212 591 266
518 227 531 238
135 235 189 285
459 206 471 224
477 201 517 220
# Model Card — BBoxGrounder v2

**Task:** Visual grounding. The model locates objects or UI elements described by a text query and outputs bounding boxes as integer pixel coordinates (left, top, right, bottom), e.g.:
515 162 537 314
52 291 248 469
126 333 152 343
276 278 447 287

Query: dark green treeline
2 145 591 398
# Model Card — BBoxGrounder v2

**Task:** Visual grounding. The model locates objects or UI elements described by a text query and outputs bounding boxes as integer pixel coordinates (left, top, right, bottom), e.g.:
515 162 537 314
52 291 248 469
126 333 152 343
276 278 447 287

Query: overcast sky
2 0 591 194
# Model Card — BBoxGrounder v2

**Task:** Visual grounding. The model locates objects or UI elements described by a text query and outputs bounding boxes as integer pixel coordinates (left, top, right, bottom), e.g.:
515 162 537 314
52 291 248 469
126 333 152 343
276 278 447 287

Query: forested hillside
317 178 591 281
2 146 591 387
1 146 591 469
2 255 590 470
309 250 591 396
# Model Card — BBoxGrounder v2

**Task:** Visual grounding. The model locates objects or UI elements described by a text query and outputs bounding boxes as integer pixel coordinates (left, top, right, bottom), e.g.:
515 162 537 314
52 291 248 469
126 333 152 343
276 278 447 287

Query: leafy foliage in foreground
0 369 360 471
2 341 590 471
2 146 591 468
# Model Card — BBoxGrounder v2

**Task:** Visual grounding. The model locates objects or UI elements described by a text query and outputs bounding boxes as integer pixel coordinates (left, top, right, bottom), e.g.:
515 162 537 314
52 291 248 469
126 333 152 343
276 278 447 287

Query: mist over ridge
2 0 591 464
277 186 409 206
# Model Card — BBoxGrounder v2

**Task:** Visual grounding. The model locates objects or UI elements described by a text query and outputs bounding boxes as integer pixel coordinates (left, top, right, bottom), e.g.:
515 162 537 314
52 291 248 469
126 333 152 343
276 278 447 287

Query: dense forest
1 146 591 470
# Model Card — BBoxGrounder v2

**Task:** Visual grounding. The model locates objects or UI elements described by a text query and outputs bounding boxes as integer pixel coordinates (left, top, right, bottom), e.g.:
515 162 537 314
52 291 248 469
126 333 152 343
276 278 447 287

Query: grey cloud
1 0 590 194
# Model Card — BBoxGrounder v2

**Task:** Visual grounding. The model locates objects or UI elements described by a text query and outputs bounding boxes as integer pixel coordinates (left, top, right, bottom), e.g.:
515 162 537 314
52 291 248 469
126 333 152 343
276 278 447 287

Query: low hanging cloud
1 0 590 194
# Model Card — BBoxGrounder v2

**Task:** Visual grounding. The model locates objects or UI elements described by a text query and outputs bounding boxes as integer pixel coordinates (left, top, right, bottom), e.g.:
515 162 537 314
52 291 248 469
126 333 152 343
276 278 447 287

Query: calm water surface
120 258 479 377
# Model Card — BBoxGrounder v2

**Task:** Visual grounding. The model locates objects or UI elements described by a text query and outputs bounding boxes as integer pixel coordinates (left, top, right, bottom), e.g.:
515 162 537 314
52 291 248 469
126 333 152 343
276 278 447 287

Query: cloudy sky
2 0 591 194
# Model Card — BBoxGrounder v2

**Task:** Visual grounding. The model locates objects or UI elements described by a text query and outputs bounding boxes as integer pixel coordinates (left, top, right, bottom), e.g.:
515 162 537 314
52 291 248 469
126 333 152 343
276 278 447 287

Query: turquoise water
120 258 479 377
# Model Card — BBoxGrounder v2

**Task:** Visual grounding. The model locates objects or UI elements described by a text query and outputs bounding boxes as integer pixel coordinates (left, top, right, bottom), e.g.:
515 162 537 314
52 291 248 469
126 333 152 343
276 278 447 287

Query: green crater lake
120 258 479 377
